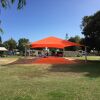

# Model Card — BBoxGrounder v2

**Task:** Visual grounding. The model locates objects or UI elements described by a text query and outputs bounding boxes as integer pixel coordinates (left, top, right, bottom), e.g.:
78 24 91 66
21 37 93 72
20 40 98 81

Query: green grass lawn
67 56 100 61
0 59 100 100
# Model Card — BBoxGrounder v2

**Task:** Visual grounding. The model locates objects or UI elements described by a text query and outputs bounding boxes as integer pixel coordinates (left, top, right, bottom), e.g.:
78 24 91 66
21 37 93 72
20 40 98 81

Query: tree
69 35 81 43
18 38 29 55
0 36 4 47
0 0 26 33
0 21 3 33
67 35 81 51
81 11 100 53
3 38 17 51
0 0 26 9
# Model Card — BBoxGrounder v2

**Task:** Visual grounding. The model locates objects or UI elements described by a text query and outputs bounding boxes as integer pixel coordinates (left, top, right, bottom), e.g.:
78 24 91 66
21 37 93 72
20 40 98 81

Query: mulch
8 57 80 65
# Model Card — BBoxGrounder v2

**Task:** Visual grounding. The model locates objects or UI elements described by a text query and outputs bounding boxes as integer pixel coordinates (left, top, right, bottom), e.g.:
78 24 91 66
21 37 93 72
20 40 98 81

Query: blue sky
1 0 100 42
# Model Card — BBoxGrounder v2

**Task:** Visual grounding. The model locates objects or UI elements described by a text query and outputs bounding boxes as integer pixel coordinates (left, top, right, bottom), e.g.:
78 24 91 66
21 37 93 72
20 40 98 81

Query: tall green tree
81 11 100 53
18 38 29 55
3 38 17 51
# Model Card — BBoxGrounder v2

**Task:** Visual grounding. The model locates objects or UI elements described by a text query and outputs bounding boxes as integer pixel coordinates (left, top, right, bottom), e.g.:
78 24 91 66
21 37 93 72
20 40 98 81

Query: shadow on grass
49 61 100 78
2 58 100 78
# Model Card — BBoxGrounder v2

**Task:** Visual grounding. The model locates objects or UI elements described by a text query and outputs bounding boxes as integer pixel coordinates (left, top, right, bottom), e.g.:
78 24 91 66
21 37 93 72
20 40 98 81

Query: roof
31 36 81 49
0 47 8 51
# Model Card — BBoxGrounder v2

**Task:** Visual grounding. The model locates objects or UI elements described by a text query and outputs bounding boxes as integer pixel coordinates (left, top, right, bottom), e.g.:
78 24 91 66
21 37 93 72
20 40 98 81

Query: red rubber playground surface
33 57 77 64
10 57 78 65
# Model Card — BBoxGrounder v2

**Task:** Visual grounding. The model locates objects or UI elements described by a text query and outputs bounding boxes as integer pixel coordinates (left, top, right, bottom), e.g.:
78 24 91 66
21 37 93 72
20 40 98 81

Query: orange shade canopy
31 36 81 49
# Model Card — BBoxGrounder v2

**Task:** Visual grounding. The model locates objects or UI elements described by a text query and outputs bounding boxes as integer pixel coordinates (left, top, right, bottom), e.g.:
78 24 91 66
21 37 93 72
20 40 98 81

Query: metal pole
85 46 87 63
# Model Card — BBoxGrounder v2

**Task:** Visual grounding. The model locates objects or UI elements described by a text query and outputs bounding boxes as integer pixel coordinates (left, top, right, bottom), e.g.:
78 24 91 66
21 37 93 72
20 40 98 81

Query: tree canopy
68 35 81 43
0 36 4 47
0 0 26 33
65 35 81 51
0 0 26 9
81 11 100 52
18 38 29 54
3 38 17 51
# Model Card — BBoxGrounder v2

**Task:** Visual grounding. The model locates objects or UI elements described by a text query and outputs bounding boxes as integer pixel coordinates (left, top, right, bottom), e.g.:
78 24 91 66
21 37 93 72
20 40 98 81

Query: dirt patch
7 58 38 65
